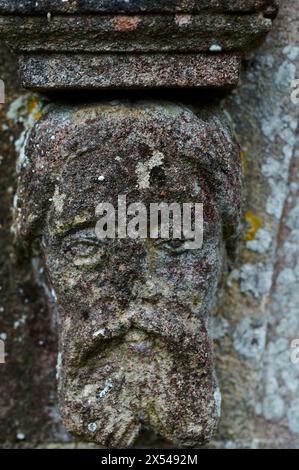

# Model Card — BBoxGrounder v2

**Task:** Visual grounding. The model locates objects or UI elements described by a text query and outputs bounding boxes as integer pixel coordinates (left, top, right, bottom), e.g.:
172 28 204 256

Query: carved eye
154 238 188 254
62 234 108 266
64 240 99 260
164 239 188 254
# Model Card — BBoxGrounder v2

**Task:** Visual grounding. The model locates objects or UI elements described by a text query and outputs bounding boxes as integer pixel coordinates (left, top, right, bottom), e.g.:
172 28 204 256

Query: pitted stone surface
13 101 242 447
19 54 241 90
0 1 278 89
2 0 299 451
0 13 272 53
0 1 279 15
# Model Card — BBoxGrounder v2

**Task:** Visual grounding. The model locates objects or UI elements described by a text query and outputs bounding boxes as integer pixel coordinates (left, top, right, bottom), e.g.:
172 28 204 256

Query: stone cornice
0 1 278 89
0 1 279 16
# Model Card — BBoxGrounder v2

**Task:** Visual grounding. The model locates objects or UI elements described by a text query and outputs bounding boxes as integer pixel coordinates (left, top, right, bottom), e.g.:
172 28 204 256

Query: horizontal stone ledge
19 53 241 90
0 0 279 16
0 13 272 54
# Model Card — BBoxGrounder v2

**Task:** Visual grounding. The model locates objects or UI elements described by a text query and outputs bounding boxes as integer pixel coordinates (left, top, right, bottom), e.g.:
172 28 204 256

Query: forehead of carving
48 143 211 235
18 101 240 242
25 101 236 169
35 104 220 232
0 0 278 14
32 101 232 173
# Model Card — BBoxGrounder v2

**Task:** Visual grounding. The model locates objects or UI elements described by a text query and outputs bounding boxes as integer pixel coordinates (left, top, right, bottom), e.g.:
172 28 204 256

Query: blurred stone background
0 0 298 448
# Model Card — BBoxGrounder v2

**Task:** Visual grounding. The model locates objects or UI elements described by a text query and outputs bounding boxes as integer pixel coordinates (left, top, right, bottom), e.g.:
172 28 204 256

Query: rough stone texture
0 1 279 16
0 13 273 53
0 45 68 447
19 54 241 90
1 0 299 451
209 0 299 448
12 102 242 447
0 2 277 89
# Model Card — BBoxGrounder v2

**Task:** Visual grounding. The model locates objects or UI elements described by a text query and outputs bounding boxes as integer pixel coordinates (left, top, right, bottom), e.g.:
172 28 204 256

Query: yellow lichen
240 150 247 175
33 108 44 120
27 96 44 121
245 211 263 241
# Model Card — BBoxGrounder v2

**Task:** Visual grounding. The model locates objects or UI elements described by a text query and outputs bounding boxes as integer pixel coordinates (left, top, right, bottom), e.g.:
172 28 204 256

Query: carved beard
57 319 220 448
44 221 223 446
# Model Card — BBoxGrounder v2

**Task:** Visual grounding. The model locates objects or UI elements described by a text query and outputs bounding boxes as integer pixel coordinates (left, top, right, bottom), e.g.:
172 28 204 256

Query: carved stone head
14 101 242 447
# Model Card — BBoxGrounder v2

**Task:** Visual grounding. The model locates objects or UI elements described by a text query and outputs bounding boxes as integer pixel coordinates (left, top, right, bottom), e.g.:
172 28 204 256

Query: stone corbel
0 0 278 448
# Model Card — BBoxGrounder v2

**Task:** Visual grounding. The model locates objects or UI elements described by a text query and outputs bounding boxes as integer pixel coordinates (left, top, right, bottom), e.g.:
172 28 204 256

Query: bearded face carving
13 101 242 447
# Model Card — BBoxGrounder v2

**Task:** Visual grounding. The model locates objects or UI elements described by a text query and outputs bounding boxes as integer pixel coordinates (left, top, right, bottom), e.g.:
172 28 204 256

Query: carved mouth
64 301 212 371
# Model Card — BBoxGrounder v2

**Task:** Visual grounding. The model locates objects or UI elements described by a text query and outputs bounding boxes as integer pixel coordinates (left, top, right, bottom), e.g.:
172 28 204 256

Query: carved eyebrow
57 220 98 239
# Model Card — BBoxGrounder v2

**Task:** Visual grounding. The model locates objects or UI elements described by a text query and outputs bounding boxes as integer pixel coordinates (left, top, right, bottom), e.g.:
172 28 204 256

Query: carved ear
12 106 69 254
12 166 54 253
211 117 243 244
193 111 243 247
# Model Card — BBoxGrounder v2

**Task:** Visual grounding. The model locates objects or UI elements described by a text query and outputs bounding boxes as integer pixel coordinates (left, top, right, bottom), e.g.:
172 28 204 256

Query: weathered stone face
14 101 242 447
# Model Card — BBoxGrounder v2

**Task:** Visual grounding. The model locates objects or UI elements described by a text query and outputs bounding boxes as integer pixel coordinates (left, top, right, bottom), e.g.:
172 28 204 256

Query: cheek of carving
15 102 242 447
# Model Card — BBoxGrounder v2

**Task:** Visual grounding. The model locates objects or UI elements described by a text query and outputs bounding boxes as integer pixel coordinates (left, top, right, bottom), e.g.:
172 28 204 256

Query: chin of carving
13 101 242 447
